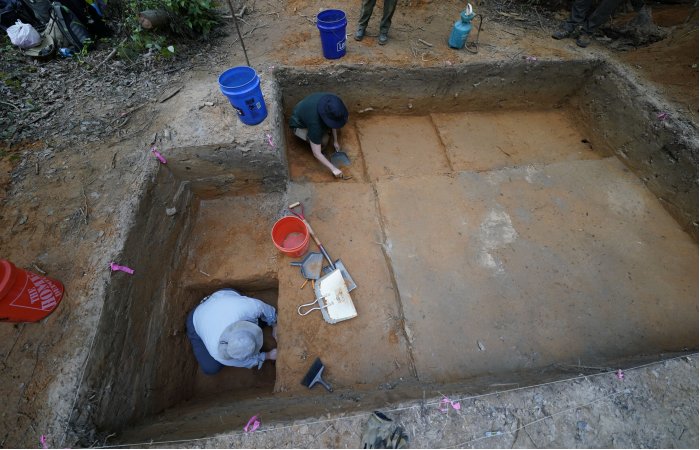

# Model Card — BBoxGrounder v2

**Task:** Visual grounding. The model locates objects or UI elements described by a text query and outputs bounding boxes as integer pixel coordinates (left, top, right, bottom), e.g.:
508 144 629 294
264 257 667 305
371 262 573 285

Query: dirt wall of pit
278 61 698 239
277 61 599 116
573 62 699 238
67 168 198 440
65 61 697 443
116 351 693 443
160 75 289 199
67 76 291 442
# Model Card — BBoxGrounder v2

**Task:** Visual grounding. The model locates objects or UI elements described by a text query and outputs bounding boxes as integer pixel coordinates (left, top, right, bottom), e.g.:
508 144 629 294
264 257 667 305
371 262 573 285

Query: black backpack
0 0 39 30
57 0 108 37
47 1 91 50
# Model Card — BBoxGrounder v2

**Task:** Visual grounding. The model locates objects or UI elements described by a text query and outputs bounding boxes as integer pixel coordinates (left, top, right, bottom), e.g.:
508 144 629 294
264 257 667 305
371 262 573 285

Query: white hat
218 321 263 360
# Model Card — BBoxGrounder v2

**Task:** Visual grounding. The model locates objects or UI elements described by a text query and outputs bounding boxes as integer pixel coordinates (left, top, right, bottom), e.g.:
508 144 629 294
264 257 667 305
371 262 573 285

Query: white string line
446 388 630 448
58 293 102 448
94 353 695 449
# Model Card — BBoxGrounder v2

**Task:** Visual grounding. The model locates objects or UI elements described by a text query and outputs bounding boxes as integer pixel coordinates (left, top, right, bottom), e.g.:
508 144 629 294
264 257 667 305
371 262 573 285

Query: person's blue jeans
186 309 223 375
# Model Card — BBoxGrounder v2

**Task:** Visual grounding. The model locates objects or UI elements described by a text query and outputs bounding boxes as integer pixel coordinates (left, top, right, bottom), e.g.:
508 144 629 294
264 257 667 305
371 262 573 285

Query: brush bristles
301 357 324 387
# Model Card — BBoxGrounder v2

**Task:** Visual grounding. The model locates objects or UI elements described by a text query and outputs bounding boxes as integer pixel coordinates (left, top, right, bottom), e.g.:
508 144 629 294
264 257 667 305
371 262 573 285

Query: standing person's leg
379 0 398 34
186 309 223 375
568 0 595 28
576 0 624 46
356 0 377 40
553 0 594 38
584 0 625 32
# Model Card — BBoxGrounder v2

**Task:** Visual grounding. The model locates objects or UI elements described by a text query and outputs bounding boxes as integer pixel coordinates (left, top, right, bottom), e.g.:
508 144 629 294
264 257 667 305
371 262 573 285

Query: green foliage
161 0 219 36
117 0 219 59
76 38 94 64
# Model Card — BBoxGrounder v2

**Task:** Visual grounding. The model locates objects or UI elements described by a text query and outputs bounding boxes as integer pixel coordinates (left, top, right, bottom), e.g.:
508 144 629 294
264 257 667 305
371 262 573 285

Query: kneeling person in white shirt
186 289 277 375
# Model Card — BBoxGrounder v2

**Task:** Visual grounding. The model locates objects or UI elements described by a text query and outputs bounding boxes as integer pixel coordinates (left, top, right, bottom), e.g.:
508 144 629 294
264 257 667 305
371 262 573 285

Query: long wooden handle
300 217 322 247
299 217 335 269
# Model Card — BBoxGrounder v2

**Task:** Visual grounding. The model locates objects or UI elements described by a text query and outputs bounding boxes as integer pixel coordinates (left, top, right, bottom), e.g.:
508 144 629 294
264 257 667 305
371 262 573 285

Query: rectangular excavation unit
69 60 698 445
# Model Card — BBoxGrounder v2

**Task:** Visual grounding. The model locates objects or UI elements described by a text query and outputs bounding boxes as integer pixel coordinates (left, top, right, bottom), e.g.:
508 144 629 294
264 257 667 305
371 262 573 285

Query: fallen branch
501 28 522 37
417 38 433 47
119 102 148 118
232 23 270 43
298 13 315 24
28 107 56 124
81 186 89 225
533 7 546 34
91 38 126 73
0 100 20 111
220 5 247 19
158 86 181 103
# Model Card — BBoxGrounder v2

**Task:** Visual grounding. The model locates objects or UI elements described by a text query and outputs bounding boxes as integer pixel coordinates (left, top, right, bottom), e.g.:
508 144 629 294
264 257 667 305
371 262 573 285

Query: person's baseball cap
218 321 263 360
317 94 349 129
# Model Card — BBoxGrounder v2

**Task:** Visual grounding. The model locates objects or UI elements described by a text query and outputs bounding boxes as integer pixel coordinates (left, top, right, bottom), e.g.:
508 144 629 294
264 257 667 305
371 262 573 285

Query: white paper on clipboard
314 268 357 324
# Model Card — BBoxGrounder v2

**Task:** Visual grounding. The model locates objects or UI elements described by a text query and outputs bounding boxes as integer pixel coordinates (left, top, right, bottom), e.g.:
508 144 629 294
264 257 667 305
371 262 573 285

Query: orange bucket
271 216 310 257
0 259 65 322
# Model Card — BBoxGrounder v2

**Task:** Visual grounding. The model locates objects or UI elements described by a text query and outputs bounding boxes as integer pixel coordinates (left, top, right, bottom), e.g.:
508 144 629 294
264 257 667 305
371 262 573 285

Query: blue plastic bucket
316 9 347 60
218 66 268 126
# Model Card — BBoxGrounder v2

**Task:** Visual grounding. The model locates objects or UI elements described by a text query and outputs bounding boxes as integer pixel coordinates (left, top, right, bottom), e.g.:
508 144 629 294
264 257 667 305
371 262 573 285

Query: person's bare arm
310 141 342 177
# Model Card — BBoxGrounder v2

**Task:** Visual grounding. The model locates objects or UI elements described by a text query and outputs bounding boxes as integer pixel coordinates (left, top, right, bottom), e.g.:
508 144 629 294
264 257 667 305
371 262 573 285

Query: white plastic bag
7 21 42 49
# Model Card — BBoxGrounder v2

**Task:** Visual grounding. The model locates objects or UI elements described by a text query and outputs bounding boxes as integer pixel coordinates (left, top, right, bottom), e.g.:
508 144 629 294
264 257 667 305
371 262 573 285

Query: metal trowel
330 149 351 167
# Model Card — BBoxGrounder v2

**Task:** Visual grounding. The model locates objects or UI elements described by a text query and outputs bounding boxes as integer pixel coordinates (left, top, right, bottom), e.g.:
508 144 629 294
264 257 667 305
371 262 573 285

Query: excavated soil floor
0 1 697 448
187 108 697 396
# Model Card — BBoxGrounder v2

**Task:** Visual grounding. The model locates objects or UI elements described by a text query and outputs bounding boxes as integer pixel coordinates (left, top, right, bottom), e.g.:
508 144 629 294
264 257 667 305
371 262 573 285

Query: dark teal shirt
289 92 331 145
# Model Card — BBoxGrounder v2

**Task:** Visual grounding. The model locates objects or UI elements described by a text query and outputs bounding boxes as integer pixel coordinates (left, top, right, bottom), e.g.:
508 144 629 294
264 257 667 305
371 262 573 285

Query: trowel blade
330 151 351 167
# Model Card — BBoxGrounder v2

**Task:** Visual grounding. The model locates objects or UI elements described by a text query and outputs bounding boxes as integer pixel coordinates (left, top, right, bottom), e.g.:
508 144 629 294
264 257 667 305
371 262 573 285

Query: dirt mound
605 6 669 47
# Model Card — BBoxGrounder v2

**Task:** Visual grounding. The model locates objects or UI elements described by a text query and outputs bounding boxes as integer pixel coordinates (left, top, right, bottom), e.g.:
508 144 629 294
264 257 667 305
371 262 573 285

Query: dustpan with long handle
289 202 357 291
290 252 324 280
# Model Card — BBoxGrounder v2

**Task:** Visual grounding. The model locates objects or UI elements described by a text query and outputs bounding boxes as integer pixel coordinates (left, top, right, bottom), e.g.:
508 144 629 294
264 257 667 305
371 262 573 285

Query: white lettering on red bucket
10 273 60 311
28 287 40 305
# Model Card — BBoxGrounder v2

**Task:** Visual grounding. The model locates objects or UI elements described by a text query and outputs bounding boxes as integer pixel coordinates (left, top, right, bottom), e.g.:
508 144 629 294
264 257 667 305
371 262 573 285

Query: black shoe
378 33 388 45
576 32 592 48
551 28 573 40
354 27 365 41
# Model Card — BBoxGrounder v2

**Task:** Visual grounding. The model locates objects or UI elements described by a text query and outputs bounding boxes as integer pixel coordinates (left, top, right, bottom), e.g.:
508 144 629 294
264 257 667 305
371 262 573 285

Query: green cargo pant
358 0 398 34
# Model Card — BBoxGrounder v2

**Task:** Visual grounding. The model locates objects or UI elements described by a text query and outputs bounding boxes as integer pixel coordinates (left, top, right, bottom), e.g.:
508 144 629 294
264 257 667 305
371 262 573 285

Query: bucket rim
219 66 258 90
271 216 310 253
0 259 16 299
316 9 346 24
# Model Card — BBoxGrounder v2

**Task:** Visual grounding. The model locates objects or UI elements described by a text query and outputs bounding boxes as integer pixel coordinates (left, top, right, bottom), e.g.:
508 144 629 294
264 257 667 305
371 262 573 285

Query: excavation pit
71 61 698 444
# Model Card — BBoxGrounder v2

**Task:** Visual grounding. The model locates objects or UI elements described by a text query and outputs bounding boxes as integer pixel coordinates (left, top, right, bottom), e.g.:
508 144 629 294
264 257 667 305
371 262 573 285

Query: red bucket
271 216 310 257
0 259 65 322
